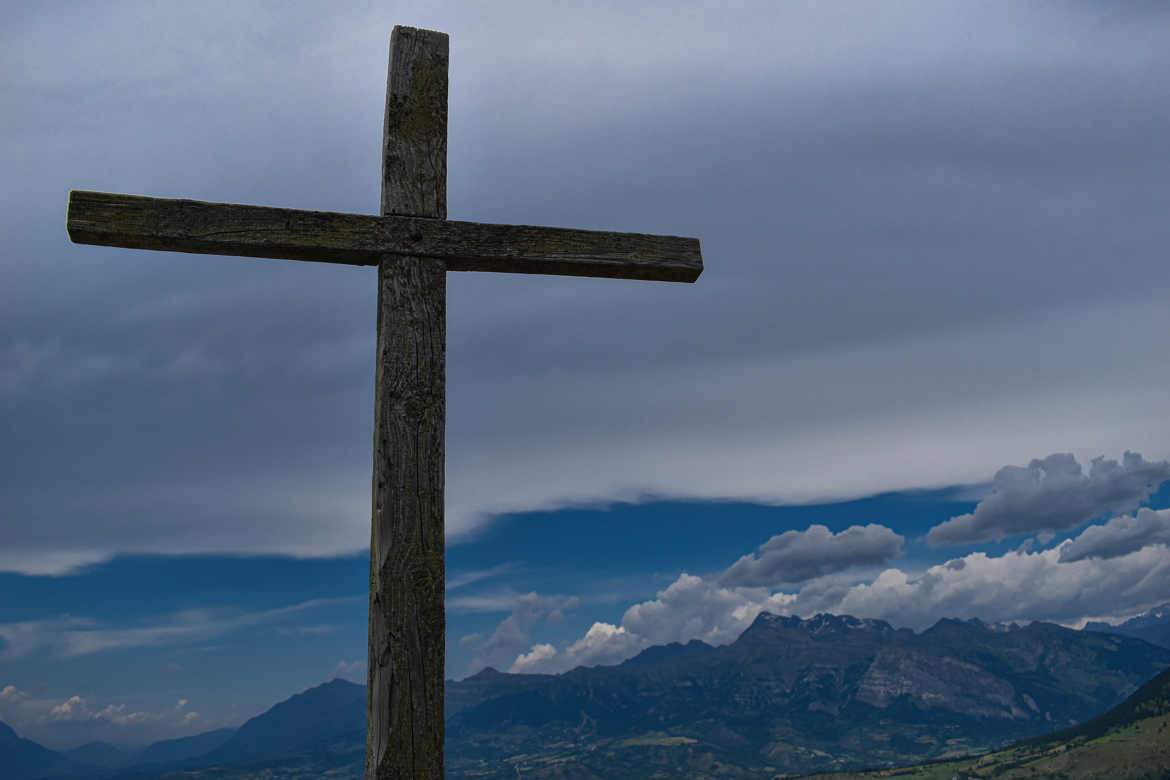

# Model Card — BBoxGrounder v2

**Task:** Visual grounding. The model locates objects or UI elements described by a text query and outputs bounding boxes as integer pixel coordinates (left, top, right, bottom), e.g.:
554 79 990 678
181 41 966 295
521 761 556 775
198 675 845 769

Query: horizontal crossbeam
67 191 702 283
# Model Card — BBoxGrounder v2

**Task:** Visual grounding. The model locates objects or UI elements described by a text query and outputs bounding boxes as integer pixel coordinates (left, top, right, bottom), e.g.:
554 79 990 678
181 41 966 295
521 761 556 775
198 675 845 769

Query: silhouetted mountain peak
0 719 85 779
924 615 1021 635
742 610 897 640
1079 602 1170 651
619 639 714 667
810 612 895 635
1018 620 1064 637
197 677 365 766
315 677 363 693
986 619 1024 632
924 616 971 633
132 726 237 768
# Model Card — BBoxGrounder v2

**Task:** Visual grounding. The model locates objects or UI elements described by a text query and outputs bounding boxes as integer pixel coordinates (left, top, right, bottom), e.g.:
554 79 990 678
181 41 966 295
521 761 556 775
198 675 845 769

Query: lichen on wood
367 25 448 780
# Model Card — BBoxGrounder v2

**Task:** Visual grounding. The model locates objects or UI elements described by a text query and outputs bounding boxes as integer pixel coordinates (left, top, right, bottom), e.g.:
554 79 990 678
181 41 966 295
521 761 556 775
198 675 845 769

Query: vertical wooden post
367 26 448 780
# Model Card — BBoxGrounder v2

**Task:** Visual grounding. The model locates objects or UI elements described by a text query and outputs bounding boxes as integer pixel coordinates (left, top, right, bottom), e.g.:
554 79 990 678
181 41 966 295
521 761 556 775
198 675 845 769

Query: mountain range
4 606 1170 779
1085 602 1170 649
812 662 1170 779
444 611 1170 777
0 721 237 779
0 680 362 780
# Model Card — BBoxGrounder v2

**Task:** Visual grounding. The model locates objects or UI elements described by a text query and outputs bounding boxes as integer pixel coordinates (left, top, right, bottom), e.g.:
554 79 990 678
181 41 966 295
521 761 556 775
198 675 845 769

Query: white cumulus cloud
468 592 579 674
509 643 558 672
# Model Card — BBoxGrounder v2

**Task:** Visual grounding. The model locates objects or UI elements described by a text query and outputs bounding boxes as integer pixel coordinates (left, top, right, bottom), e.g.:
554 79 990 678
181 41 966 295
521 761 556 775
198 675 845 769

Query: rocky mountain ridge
813 660 1170 778
444 610 1170 777
1085 601 1170 649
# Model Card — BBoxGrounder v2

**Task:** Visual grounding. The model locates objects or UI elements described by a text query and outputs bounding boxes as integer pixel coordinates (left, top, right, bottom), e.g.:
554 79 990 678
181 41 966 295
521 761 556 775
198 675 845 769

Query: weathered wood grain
367 25 447 780
67 190 702 283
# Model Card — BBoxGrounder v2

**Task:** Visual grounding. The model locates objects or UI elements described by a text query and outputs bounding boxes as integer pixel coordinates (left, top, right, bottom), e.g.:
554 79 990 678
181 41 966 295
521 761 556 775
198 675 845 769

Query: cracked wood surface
367 26 448 780
66 190 701 283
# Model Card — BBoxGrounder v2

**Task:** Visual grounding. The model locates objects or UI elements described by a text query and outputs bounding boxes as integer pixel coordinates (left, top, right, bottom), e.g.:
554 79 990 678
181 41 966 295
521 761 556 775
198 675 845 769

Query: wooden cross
66 25 701 779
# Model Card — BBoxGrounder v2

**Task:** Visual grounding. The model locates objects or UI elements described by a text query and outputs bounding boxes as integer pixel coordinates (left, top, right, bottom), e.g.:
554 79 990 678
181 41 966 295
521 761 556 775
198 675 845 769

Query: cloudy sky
3 0 1170 751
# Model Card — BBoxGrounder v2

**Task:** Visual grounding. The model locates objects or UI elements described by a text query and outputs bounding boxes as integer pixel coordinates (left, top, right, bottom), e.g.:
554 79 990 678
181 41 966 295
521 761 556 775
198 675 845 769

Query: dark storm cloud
719 524 904 587
927 452 1170 545
1060 507 1170 563
2 1 1169 574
